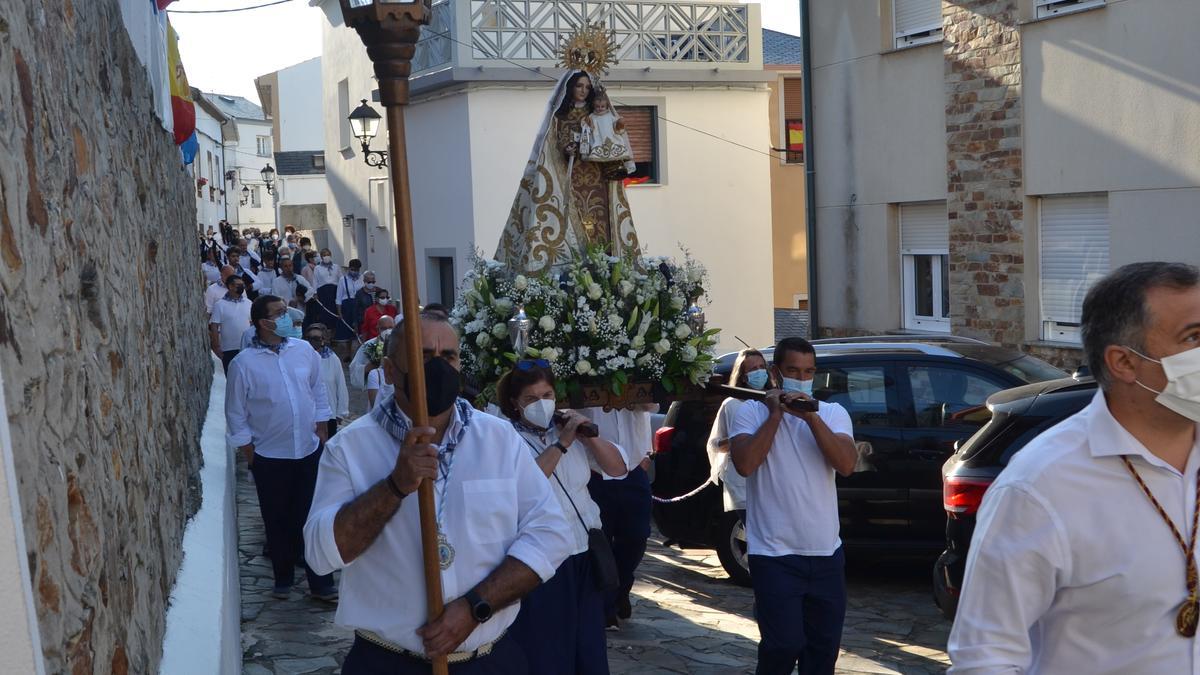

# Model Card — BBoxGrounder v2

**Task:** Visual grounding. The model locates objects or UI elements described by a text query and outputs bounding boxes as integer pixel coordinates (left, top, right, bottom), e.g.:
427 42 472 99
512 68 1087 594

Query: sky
170 0 802 104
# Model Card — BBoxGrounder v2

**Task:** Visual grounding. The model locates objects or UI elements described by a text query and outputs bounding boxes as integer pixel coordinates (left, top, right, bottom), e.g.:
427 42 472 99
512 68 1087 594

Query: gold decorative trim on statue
557 22 619 76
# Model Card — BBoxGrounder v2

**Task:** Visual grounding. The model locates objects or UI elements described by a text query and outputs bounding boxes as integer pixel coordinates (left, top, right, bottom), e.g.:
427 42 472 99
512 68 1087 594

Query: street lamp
348 99 389 168
338 2 442 669
240 185 250 206
260 164 275 195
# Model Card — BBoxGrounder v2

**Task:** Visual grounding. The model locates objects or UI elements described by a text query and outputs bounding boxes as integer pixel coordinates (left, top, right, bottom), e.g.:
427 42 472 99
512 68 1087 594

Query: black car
650 335 1069 586
933 375 1096 618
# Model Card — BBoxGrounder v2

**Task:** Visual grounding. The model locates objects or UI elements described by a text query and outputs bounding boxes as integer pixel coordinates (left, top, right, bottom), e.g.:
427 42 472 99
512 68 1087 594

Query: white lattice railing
412 0 756 74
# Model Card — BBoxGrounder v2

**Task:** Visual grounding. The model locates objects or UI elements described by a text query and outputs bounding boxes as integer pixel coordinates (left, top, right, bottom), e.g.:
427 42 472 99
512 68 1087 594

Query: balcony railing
412 0 760 75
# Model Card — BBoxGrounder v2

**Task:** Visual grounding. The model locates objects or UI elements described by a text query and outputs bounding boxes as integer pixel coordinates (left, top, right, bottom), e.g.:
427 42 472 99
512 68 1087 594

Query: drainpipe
800 0 819 339
219 119 230 223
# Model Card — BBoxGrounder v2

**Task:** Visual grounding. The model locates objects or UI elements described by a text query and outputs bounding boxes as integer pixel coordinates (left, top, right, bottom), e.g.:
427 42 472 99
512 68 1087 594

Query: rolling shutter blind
783 78 803 120
616 106 655 163
894 0 941 40
900 203 948 253
1040 194 1109 325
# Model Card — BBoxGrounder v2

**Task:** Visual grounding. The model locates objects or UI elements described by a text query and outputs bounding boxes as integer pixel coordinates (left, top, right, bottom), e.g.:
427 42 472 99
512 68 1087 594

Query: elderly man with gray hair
949 262 1200 674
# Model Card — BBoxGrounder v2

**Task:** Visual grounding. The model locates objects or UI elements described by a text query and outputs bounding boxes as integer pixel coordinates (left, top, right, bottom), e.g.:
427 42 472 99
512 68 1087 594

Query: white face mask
781 377 814 396
522 398 556 430
1129 346 1200 423
322 255 333 265
378 297 389 306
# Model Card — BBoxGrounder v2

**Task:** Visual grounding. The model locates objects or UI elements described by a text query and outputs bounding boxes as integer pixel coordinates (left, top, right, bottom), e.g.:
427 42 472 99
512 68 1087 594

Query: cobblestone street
239 427 950 673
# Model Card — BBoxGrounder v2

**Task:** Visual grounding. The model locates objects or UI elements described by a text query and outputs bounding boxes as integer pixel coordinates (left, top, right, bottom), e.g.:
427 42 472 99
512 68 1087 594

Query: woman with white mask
497 359 628 675
707 349 777 579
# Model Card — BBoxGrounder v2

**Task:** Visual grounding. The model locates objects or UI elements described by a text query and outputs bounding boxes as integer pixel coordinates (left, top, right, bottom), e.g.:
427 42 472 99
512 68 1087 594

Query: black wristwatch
552 441 569 455
463 588 492 624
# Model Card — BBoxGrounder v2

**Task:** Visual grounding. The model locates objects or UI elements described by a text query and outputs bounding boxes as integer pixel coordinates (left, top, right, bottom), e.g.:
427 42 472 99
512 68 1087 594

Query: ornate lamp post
348 99 390 168
338 2 444 671
240 185 250 206
260 163 276 195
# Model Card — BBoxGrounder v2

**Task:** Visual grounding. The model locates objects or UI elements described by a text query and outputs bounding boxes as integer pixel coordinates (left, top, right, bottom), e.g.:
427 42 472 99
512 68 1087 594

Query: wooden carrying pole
340 3 446 673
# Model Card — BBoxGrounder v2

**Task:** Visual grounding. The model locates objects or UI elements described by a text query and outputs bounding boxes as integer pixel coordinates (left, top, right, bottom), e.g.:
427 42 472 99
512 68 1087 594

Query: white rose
575 360 592 375
670 296 685 311
653 339 671 355
541 347 559 362
618 280 635 297
476 333 492 348
631 335 645 349
674 324 691 339
587 283 603 300
539 316 556 332
492 323 509 339
680 345 698 362
513 275 528 291
608 314 623 329
494 298 514 314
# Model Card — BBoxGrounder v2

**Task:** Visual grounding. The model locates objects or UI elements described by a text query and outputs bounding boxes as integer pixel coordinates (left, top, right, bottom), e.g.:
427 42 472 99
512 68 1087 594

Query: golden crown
557 22 619 75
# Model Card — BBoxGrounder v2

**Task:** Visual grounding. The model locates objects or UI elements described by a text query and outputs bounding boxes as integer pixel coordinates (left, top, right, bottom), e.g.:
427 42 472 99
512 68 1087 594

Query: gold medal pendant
1177 597 1198 637
437 532 455 571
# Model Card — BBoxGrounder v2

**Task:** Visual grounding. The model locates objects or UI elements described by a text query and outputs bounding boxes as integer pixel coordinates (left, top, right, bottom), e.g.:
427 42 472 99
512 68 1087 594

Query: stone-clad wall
0 1 208 672
944 0 1026 348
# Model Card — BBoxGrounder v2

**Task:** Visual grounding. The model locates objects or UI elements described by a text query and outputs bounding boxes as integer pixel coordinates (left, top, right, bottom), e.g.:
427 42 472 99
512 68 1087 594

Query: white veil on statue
494 69 639 275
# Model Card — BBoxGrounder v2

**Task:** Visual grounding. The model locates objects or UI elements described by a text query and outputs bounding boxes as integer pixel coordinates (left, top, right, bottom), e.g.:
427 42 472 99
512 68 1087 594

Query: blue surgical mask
745 369 769 390
272 314 293 338
781 377 813 396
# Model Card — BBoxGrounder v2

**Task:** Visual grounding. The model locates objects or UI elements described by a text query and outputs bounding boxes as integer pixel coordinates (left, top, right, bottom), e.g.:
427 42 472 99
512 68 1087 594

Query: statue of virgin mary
494 64 641 275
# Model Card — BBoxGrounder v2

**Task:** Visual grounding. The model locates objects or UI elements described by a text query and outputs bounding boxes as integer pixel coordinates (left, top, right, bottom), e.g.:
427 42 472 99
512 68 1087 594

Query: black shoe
617 593 632 620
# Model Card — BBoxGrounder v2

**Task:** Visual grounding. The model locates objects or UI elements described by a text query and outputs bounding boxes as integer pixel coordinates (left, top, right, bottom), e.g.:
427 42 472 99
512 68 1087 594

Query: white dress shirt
580 407 656 479
271 274 312 303
313 263 340 288
209 296 252 353
348 339 378 389
225 338 333 459
319 350 350 419
707 397 749 511
304 403 572 655
336 274 365 305
258 267 279 289
730 401 854 557
948 391 1200 674
366 368 393 408
201 262 222 284
515 423 624 556
204 282 227 315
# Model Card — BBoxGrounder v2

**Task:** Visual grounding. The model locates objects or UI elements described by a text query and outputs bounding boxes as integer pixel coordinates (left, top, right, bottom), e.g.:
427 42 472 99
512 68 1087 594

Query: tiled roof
274 150 325 176
774 308 811 343
203 92 266 121
763 29 802 66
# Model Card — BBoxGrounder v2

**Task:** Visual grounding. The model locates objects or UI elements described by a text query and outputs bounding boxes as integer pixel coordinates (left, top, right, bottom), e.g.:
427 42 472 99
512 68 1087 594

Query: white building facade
192 92 229 233
313 0 776 353
201 92 277 232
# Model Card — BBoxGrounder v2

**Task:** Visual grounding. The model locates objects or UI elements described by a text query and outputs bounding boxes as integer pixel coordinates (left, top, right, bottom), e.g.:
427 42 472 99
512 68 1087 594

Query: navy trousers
510 551 609 674
342 634 528 675
587 466 652 617
221 349 240 373
249 447 334 592
748 549 847 675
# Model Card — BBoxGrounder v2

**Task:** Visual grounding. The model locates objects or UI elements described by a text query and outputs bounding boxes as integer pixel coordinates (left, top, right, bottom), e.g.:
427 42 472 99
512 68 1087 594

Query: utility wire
168 0 294 14
421 28 786 160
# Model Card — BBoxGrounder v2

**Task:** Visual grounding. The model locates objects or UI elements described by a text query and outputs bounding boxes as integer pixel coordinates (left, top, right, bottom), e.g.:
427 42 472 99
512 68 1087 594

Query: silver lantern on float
508 305 532 356
686 302 706 333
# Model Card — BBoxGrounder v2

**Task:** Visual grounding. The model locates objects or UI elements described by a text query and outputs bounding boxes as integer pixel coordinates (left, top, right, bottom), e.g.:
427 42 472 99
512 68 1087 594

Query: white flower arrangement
452 246 720 402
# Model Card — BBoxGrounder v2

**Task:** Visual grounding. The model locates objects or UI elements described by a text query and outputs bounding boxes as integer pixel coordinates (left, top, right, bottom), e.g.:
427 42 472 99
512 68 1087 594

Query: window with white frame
894 0 943 49
1039 193 1109 343
256 135 272 157
900 202 950 332
614 105 660 185
1036 0 1105 20
250 185 262 209
338 79 351 151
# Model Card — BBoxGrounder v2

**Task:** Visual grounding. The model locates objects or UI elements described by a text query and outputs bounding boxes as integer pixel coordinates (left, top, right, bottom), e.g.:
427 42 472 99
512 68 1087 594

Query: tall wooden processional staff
337 1 447 673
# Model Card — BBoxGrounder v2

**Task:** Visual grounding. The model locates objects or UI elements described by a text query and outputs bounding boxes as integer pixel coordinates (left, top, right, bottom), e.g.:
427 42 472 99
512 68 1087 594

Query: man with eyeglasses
304 310 571 673
227 294 337 603
208 274 252 372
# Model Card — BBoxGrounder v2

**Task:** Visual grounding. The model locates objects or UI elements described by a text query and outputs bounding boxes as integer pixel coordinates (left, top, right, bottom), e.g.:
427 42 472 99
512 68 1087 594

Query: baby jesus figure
579 90 639 179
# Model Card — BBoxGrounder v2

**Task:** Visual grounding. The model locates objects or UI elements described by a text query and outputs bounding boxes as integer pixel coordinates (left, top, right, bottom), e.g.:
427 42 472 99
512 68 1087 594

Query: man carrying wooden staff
304 311 572 673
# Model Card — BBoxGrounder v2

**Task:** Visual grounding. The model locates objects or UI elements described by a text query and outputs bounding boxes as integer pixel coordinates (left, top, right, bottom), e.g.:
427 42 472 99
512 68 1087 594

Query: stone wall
944 0 1027 348
0 1 208 672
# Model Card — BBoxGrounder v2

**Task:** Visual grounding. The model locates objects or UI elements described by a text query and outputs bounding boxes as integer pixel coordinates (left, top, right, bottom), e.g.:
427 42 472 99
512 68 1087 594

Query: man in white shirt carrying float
304 310 572 673
949 262 1200 674
226 294 337 603
730 337 857 675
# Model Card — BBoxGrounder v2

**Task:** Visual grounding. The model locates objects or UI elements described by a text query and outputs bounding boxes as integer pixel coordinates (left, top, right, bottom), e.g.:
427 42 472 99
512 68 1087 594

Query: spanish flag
166 22 195 146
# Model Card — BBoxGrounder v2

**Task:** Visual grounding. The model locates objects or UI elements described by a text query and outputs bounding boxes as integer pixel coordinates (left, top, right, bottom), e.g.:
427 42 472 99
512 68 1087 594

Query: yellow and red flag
166 22 195 145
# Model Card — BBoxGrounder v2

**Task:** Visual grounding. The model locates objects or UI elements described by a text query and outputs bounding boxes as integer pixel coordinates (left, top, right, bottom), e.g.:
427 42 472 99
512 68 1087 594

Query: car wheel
715 510 753 587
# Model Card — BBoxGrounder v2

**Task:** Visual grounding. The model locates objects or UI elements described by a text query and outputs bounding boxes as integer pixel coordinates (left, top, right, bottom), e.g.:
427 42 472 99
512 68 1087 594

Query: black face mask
403 357 461 416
